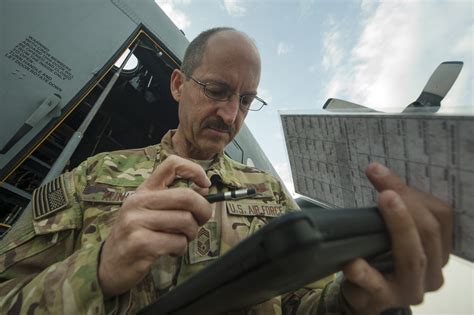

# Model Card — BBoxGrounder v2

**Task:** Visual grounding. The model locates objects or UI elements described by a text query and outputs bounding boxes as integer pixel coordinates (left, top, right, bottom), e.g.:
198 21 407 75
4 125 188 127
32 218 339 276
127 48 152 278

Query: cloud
154 0 191 30
277 42 293 56
359 0 377 13
299 0 316 18
257 88 273 104
321 17 344 71
322 1 473 112
223 0 246 17
442 25 473 111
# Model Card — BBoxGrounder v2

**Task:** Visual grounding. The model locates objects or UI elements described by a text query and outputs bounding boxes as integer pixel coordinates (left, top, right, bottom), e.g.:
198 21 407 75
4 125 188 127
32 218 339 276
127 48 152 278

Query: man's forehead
190 29 261 90
205 30 259 60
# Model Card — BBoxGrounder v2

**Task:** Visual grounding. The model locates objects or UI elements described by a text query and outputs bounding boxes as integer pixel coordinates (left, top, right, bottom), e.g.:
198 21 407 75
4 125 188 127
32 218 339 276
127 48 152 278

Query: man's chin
206 141 227 153
195 128 231 150
197 139 228 157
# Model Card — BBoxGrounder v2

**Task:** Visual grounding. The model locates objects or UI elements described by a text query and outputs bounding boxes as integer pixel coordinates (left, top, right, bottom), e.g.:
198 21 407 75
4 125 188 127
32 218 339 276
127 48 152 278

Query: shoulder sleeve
0 159 117 314
267 175 299 213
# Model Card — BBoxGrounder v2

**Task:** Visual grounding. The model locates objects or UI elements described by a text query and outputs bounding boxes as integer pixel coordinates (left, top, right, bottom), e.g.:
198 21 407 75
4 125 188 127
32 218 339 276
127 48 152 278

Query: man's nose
216 95 240 125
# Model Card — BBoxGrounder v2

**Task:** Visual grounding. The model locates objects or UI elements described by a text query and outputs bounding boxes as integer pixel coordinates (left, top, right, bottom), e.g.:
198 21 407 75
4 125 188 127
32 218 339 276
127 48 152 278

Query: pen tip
247 187 256 195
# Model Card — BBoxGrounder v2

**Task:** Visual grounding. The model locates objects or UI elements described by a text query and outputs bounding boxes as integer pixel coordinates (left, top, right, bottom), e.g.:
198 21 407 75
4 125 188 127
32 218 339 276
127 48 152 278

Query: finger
138 209 200 241
343 258 392 308
367 162 452 270
367 161 451 276
149 230 189 257
128 188 212 225
397 190 452 268
127 229 189 264
105 229 189 273
365 162 408 194
341 279 371 311
417 196 453 266
438 207 453 266
140 155 211 191
387 189 446 289
378 190 426 304
190 182 210 196
408 208 444 291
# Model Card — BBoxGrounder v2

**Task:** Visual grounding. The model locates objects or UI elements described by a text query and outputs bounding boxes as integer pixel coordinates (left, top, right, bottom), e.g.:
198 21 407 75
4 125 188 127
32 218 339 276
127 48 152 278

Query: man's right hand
98 155 212 298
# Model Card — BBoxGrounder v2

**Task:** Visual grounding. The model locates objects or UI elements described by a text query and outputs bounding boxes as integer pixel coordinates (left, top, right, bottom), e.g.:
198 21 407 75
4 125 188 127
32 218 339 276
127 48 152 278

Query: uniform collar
157 130 245 189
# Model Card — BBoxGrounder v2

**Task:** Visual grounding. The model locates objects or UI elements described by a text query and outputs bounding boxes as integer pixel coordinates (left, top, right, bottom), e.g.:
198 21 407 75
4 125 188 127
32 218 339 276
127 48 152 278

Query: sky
153 0 473 313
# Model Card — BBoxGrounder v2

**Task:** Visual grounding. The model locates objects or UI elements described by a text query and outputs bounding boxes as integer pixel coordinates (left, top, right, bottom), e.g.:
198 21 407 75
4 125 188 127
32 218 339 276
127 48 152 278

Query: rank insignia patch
188 221 219 264
197 227 210 256
32 175 69 220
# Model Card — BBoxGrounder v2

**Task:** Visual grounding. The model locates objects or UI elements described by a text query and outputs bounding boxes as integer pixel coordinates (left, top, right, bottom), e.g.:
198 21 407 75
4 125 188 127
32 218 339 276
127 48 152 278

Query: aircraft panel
0 0 190 179
118 0 188 61
0 0 140 169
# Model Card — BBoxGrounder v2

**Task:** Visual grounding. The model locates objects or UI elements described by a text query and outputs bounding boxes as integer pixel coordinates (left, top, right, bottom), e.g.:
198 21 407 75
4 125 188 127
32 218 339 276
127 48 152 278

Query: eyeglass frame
184 73 268 111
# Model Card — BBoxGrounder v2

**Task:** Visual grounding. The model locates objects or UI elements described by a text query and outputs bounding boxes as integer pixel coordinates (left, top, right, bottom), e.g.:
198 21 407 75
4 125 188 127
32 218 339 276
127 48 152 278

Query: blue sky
154 1 473 313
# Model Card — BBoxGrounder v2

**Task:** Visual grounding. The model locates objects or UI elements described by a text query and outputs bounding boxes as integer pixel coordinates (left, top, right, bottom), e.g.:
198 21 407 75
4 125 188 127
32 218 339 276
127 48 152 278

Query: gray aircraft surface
0 0 288 234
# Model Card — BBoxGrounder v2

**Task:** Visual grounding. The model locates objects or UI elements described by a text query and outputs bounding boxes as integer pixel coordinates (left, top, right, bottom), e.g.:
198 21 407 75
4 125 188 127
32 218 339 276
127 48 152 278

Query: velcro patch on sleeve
32 175 69 220
226 201 283 218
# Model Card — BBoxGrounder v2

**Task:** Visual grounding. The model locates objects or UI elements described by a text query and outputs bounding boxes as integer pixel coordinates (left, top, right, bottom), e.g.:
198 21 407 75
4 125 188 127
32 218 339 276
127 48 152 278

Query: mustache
203 117 235 133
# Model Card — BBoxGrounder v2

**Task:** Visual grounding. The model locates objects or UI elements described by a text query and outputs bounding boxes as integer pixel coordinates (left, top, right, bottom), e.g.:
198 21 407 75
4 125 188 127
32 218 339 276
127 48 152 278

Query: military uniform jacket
0 130 351 314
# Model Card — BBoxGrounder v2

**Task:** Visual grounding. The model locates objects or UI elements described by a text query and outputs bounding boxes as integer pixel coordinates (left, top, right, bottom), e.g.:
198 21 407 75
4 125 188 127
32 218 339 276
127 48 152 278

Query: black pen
205 188 257 203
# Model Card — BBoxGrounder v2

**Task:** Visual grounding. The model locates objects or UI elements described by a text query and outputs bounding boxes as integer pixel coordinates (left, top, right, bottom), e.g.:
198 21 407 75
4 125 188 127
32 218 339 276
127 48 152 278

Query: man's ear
170 69 184 102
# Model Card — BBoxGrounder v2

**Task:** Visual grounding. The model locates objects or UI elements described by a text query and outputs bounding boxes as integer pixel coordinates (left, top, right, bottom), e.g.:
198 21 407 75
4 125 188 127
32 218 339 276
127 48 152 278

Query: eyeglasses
187 75 267 111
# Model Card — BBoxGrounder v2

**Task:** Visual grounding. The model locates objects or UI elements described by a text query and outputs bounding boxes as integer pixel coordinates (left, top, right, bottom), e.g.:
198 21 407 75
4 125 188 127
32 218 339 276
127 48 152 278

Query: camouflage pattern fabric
0 130 353 314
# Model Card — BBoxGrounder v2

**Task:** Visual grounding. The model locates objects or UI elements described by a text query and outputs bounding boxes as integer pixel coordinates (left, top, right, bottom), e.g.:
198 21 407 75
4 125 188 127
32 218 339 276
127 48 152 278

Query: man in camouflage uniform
0 28 452 314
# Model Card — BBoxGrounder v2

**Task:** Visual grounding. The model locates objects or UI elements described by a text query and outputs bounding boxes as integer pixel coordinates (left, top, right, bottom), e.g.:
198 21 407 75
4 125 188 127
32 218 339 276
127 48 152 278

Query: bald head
181 27 260 77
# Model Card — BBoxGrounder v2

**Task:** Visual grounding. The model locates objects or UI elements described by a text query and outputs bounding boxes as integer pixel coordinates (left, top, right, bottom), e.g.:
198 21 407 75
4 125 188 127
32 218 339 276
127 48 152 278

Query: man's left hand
341 162 453 314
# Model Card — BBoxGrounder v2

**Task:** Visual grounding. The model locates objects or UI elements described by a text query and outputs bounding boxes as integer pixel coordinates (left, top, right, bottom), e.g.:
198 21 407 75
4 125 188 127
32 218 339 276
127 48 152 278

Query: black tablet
139 207 390 314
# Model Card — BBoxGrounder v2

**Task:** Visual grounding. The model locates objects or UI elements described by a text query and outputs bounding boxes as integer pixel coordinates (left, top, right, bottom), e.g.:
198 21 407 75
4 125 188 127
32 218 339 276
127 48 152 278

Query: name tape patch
101 190 135 202
226 201 282 217
81 186 136 204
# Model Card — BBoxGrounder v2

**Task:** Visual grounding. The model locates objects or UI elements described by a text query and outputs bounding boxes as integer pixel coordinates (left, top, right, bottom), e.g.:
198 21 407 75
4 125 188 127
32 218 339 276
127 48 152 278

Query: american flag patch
32 175 69 220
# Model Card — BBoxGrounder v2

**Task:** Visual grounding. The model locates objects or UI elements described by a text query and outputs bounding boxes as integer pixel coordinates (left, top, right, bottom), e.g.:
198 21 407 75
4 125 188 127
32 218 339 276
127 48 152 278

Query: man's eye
241 95 255 107
205 85 229 99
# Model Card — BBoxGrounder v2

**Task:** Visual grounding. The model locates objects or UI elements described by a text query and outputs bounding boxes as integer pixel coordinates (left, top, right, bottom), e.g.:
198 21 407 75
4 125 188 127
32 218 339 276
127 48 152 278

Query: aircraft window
246 158 255 167
113 48 139 72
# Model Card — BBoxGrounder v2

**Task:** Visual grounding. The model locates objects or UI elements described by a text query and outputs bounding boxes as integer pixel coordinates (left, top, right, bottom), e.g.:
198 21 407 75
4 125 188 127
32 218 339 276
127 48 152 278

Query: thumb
139 155 211 191
365 162 408 194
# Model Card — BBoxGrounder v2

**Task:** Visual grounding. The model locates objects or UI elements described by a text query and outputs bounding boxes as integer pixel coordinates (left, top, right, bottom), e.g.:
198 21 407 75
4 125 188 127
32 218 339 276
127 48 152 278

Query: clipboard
139 207 390 314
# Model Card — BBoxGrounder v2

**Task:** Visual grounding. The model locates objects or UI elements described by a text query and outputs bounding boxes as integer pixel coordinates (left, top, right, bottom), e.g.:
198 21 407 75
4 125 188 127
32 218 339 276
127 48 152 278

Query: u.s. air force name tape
226 201 282 217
